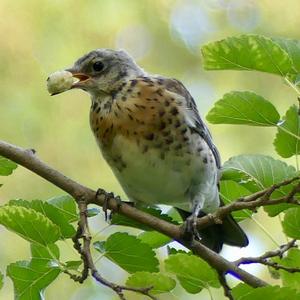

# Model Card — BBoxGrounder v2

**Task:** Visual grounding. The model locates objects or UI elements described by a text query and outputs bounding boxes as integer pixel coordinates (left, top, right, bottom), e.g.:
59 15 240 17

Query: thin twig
218 271 233 300
196 177 300 230
234 240 300 274
72 200 157 300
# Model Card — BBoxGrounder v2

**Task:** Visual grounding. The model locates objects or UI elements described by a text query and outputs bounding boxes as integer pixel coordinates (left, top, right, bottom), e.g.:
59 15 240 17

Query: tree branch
196 177 300 230
72 200 157 300
235 239 300 274
0 140 272 297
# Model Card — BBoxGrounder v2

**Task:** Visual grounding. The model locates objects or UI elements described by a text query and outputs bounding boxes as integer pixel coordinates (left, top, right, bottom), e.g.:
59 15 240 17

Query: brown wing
160 77 221 168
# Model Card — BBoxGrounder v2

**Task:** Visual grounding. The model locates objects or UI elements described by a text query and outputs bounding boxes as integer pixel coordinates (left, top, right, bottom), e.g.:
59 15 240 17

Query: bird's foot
95 189 123 222
183 214 201 241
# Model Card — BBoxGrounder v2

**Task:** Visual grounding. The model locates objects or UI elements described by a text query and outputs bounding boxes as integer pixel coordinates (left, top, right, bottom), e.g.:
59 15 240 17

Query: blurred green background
0 0 299 299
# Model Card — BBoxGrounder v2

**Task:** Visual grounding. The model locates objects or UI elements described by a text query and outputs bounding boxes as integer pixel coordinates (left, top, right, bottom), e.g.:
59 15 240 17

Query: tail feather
176 208 248 253
221 214 249 247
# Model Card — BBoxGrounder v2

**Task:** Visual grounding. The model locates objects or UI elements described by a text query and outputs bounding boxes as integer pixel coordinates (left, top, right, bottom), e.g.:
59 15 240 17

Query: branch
72 201 157 300
235 240 300 274
0 140 269 297
196 177 300 230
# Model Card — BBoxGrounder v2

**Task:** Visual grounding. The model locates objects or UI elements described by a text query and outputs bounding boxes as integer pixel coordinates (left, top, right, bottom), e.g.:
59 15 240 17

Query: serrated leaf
167 246 189 255
201 34 293 76
126 272 176 295
273 38 300 73
102 232 159 273
232 284 300 300
222 155 298 216
220 180 252 221
0 205 60 246
274 105 300 158
222 155 297 189
206 91 280 126
7 258 60 300
165 253 220 294
138 231 171 249
0 156 17 176
6 242 61 299
9 199 76 239
47 195 78 223
111 207 177 231
282 207 300 239
273 248 300 291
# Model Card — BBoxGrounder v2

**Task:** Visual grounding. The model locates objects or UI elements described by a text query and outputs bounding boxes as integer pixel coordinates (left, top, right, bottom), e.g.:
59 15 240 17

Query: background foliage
2 1 300 299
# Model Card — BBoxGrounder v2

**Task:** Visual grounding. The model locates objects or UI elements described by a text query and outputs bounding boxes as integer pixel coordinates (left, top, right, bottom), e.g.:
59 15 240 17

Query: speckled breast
89 77 216 211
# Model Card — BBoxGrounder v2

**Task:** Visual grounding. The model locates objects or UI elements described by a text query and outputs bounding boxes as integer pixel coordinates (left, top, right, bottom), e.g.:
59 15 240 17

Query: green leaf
138 231 171 249
65 261 82 271
282 207 300 239
222 155 297 190
47 195 78 223
111 207 177 231
231 283 254 298
7 255 60 300
220 180 252 221
0 271 3 290
273 248 300 291
0 156 17 176
100 232 159 273
9 199 76 239
165 253 220 294
273 38 300 73
201 34 293 76
6 242 61 299
206 91 280 126
274 105 300 158
223 155 298 216
31 243 60 260
0 205 60 246
167 246 189 255
126 272 176 295
264 203 299 217
93 241 106 253
232 284 300 300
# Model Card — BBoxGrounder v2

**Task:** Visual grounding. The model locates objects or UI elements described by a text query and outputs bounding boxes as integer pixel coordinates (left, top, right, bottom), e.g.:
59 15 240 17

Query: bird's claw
95 189 124 221
95 189 114 221
183 215 201 241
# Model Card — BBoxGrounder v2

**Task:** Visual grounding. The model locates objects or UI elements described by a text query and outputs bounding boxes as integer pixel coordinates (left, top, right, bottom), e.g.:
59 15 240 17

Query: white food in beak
47 70 78 95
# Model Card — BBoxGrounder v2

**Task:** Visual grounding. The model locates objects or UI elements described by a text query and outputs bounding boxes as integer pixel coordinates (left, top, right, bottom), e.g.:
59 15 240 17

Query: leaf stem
284 77 300 96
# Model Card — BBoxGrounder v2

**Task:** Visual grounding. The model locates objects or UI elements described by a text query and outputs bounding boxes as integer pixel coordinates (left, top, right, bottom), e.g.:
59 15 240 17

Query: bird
50 49 249 252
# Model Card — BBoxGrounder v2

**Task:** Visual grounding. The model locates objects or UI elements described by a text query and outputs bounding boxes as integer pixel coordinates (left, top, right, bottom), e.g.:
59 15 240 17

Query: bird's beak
47 68 92 96
65 68 91 88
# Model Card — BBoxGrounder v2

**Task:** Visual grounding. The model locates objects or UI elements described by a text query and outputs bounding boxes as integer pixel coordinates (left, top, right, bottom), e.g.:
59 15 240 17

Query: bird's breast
89 78 217 210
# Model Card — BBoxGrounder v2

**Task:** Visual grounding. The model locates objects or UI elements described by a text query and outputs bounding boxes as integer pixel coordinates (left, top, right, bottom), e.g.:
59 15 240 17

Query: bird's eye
92 61 104 72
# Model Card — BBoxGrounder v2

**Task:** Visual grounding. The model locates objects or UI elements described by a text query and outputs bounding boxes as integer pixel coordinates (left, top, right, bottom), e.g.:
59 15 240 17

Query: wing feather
160 77 221 169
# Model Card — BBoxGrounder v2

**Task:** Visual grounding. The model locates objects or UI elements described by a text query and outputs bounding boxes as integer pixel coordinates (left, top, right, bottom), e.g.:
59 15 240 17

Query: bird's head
48 49 144 97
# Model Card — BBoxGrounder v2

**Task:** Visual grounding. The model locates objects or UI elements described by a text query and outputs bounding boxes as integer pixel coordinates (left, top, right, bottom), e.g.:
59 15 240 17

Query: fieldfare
47 49 248 252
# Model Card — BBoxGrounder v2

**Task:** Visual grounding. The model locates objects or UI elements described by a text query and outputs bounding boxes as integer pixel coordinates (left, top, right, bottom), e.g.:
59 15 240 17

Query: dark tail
176 208 249 253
